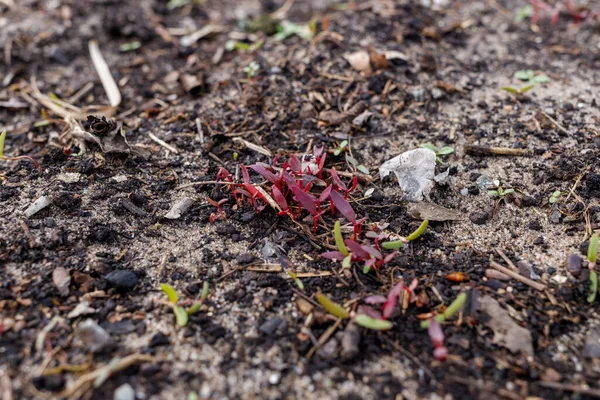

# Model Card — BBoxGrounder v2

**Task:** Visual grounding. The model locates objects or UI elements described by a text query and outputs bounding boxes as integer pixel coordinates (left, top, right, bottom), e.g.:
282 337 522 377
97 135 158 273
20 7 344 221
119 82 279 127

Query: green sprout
549 190 561 204
119 41 141 52
514 69 551 84
273 20 316 41
588 233 598 266
233 151 239 161
421 292 467 328
334 140 348 156
242 61 260 81
420 143 455 163
588 271 598 303
382 220 429 250
0 130 40 170
286 271 304 290
346 155 369 174
225 39 263 52
316 292 392 330
515 5 533 22
488 186 514 199
502 70 550 96
160 282 209 327
334 221 349 256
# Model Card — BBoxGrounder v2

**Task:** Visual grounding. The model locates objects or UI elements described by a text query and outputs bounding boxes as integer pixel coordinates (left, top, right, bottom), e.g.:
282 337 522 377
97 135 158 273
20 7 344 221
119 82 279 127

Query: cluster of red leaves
362 279 418 320
364 279 448 361
530 0 598 24
213 147 360 232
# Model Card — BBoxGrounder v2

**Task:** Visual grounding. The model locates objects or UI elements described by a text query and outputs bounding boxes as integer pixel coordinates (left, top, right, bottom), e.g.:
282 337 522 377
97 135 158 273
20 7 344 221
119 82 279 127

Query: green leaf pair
160 282 209 327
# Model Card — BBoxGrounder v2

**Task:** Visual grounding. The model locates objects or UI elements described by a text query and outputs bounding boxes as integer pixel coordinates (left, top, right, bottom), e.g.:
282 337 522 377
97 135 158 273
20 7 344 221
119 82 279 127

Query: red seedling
330 189 358 238
216 167 240 204
249 163 280 184
428 317 448 361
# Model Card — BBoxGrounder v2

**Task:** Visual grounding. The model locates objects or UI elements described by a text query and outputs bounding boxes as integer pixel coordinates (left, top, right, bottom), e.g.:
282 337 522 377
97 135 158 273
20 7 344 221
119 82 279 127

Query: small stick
490 261 546 291
465 145 533 157
539 111 570 135
148 133 178 154
495 249 518 271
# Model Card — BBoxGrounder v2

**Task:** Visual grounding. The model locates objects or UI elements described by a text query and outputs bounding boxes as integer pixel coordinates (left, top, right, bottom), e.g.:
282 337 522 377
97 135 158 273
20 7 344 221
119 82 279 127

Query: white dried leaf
379 148 436 202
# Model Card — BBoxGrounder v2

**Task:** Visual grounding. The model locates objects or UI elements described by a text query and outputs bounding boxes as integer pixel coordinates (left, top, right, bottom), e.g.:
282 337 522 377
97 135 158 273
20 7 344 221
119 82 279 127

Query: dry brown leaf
343 51 372 74
479 296 533 356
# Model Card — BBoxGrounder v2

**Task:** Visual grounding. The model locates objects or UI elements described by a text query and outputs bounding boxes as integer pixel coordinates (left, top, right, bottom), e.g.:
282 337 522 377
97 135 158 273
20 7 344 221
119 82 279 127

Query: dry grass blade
233 138 272 157
88 40 121 107
55 354 157 399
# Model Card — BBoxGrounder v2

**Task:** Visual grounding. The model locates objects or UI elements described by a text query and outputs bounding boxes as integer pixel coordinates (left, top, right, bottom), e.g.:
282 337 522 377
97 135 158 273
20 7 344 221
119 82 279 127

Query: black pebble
149 332 171 347
236 253 255 264
105 270 138 292
469 211 489 225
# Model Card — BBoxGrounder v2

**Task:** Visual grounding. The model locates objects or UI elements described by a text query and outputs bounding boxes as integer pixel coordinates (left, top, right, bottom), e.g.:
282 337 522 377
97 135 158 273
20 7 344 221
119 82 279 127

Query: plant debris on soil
2 0 600 399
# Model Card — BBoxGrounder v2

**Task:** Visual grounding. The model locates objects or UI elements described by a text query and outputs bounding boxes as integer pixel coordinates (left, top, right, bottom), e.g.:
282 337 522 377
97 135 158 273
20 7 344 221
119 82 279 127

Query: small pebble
105 270 138 292
76 319 112 352
113 383 135 400
566 254 582 277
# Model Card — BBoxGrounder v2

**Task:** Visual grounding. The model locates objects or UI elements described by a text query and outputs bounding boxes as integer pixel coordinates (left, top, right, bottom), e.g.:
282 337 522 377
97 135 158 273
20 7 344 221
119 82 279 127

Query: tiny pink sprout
428 317 447 361
433 347 448 361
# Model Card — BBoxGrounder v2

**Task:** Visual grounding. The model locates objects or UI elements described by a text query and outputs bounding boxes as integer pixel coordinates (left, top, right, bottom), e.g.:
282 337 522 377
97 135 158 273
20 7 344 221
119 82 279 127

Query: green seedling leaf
334 221 349 256
515 5 533 22
119 41 141 52
420 143 437 152
514 70 534 81
286 271 304 290
501 87 519 94
201 281 209 301
588 233 599 264
316 293 349 319
363 265 370 274
488 190 499 197
503 188 515 195
520 84 536 93
354 314 393 330
0 130 6 158
160 283 178 304
532 74 550 84
342 254 352 268
443 292 467 319
188 392 199 400
420 314 445 328
588 270 598 303
405 219 429 241
174 305 189 326
346 155 358 166
437 146 455 156
382 240 403 250
187 303 202 315
357 165 370 174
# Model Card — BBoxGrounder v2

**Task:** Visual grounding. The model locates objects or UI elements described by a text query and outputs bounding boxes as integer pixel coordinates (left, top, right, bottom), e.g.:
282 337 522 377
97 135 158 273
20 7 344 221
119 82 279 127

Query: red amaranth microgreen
364 279 418 320
427 317 448 361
